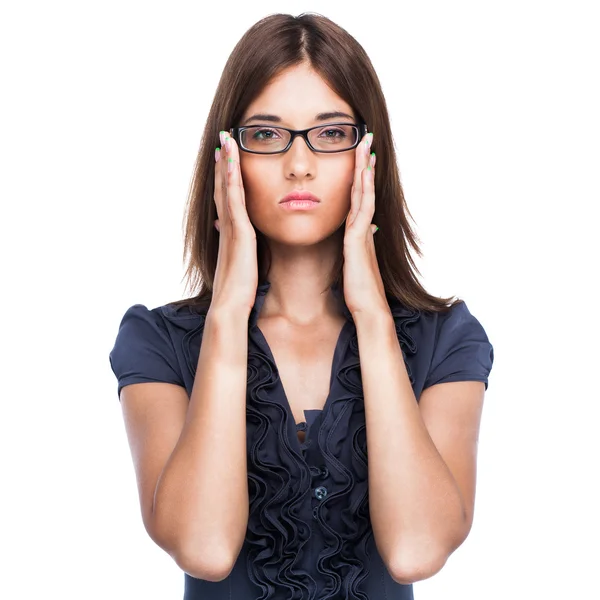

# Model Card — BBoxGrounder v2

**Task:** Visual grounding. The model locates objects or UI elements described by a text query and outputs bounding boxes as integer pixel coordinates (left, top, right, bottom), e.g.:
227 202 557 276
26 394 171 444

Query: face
237 62 357 246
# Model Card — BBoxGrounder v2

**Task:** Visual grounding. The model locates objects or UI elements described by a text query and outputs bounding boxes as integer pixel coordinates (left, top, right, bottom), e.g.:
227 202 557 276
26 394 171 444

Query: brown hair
169 12 462 314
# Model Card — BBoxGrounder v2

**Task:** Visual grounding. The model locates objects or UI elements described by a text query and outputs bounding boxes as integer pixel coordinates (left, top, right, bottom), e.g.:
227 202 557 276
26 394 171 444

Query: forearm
153 308 250 575
354 310 466 579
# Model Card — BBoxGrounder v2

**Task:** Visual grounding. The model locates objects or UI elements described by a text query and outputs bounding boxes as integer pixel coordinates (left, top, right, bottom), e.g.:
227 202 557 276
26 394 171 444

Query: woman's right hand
210 130 259 318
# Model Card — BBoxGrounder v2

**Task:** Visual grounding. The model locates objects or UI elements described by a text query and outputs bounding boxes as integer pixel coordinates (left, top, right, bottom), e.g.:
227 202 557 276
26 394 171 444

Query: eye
319 127 347 139
251 127 283 140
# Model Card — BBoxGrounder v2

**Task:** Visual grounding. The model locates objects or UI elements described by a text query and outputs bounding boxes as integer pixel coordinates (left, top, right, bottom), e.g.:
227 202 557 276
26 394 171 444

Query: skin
237 62 358 326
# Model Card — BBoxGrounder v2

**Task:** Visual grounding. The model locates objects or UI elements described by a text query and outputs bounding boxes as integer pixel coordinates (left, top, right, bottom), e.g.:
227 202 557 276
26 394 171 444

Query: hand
210 131 259 317
342 132 388 317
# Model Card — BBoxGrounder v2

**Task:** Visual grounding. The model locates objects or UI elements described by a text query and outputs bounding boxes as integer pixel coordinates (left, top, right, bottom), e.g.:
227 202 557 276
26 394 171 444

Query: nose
284 133 315 178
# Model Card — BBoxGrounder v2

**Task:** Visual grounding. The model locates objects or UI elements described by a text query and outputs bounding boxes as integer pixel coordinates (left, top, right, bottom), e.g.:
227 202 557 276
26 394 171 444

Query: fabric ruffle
244 282 422 599
386 294 422 388
162 281 422 599
306 295 421 600
159 303 208 381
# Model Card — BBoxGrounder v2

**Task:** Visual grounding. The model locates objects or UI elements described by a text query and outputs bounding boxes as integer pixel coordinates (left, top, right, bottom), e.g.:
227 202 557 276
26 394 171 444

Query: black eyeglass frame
228 121 368 155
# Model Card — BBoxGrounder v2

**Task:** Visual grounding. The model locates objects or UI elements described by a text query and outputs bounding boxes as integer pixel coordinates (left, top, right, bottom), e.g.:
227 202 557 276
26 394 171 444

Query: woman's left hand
342 132 388 317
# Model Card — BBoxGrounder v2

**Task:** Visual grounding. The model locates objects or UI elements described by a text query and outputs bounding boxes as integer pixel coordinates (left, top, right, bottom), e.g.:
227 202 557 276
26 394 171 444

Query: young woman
109 12 494 600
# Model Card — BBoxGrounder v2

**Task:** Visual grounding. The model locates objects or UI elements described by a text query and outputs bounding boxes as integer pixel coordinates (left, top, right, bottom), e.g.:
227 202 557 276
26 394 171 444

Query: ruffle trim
161 282 421 599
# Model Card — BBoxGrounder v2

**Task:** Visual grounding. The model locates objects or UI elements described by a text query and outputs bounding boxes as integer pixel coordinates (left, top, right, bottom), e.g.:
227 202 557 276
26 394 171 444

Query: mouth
279 191 321 204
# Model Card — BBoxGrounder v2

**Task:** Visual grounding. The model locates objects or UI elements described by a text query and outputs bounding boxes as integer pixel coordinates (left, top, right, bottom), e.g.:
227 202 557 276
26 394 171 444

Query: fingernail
374 225 379 233
215 147 221 162
228 157 234 173
225 137 231 152
219 131 226 146
370 152 376 168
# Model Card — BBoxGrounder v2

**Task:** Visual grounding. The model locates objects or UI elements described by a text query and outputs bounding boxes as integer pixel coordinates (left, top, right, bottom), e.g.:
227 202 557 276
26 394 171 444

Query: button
314 486 328 501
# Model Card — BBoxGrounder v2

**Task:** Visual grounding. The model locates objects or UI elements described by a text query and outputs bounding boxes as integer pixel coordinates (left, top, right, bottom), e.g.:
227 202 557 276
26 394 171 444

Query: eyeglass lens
240 125 358 153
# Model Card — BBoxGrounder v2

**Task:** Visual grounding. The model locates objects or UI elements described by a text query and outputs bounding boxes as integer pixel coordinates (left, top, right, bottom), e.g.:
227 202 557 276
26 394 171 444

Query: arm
354 310 483 584
121 308 250 581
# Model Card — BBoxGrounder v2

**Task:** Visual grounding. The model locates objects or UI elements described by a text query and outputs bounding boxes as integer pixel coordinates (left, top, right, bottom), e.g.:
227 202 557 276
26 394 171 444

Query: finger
214 140 226 226
222 132 251 231
348 132 373 226
353 133 369 194
353 157 376 232
217 130 235 231
228 132 246 203
214 131 234 236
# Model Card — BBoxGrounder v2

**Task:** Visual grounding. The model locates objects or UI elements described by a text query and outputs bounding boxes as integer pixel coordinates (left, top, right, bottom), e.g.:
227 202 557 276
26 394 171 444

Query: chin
258 224 339 246
270 234 327 246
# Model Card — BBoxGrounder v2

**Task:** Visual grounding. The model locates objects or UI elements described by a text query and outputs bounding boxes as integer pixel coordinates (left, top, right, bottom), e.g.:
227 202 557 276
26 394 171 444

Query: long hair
169 12 462 314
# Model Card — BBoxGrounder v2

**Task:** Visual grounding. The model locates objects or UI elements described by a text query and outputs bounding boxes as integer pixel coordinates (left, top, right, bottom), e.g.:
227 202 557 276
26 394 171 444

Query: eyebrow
242 111 355 126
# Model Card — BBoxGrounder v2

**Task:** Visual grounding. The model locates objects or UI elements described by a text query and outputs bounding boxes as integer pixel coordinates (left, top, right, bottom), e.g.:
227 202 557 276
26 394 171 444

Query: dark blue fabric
109 280 494 599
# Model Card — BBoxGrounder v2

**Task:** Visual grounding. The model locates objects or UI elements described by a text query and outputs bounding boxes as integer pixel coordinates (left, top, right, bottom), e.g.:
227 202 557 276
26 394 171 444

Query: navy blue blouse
109 280 494 600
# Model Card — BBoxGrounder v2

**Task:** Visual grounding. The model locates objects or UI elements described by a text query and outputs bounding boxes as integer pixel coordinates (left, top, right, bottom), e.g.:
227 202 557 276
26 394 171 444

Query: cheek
346 168 355 189
330 161 355 200
239 160 263 202
333 156 355 188
238 160 273 219
324 167 354 222
239 159 257 193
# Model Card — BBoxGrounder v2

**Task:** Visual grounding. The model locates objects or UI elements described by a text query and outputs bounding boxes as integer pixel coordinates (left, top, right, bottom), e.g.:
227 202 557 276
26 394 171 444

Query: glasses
229 122 368 155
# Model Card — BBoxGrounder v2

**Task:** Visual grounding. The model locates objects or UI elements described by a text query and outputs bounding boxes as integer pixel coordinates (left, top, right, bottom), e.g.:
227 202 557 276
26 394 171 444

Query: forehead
242 64 355 127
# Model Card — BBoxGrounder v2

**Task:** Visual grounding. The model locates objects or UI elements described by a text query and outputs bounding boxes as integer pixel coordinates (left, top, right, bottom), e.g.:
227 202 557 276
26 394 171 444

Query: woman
109 12 494 600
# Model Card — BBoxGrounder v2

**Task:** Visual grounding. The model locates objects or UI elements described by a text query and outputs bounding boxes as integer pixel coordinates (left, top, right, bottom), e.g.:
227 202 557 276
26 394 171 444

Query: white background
1 1 598 598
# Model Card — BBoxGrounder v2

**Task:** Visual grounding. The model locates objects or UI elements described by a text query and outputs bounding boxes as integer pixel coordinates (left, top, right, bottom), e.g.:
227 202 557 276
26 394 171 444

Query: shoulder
158 301 210 328
112 300 211 350
108 305 180 397
390 298 491 344
385 296 494 391
431 300 492 345
112 303 169 339
111 301 198 336
424 300 495 391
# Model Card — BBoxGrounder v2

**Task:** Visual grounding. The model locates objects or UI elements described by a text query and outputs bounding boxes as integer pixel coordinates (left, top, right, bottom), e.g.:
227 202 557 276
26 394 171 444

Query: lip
279 191 321 204
279 200 320 211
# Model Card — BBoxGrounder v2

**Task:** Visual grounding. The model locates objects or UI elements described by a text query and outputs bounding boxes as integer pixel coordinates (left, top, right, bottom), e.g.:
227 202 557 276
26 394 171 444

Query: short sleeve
423 301 494 391
108 304 185 400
